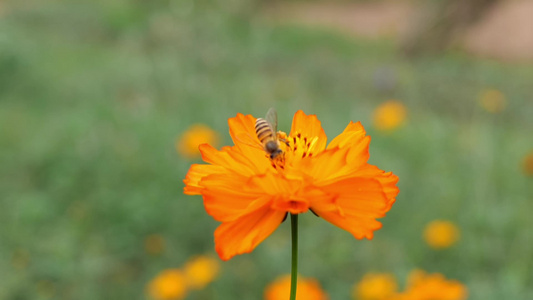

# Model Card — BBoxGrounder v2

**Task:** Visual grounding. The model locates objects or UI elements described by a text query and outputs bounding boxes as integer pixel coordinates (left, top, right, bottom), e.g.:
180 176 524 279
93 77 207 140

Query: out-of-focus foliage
1 0 532 299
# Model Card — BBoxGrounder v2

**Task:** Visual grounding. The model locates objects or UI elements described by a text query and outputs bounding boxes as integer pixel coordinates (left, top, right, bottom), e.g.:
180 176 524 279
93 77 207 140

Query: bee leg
280 137 290 147
309 208 319 217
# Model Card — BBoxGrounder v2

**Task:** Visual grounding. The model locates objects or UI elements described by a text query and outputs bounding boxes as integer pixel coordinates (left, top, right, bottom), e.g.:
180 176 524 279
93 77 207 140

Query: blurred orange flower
423 220 460 249
147 269 187 300
264 274 329 300
522 151 533 176
177 124 220 158
353 273 398 300
184 111 399 260
144 234 166 255
393 270 467 300
372 100 407 131
183 255 220 290
478 89 506 113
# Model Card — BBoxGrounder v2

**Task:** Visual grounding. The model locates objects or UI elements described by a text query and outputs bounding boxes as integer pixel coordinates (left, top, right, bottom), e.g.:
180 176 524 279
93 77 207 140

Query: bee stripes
255 118 274 143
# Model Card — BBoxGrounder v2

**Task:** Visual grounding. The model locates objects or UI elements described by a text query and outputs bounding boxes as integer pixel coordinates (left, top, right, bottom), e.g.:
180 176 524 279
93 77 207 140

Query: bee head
269 149 283 159
265 141 278 152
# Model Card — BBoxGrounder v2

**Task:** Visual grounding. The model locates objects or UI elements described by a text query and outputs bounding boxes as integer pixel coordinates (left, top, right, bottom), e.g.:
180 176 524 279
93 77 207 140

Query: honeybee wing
234 132 265 151
265 108 278 133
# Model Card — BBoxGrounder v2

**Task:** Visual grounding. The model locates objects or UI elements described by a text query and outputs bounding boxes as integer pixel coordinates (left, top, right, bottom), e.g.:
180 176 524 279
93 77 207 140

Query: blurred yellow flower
423 220 460 249
183 255 220 290
264 275 329 300
393 270 467 300
372 100 407 131
144 234 166 256
478 89 506 113
522 151 533 176
353 273 398 300
147 269 187 300
176 124 220 158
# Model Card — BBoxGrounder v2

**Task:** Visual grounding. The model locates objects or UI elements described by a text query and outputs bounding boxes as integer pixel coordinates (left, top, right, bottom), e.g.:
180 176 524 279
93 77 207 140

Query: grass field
1 0 533 299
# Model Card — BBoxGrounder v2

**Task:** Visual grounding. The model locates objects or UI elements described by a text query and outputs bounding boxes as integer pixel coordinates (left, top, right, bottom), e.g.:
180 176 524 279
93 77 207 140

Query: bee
255 108 284 159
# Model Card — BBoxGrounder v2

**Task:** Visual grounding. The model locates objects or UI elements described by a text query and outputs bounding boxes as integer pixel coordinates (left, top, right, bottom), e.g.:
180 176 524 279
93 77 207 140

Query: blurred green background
1 0 532 299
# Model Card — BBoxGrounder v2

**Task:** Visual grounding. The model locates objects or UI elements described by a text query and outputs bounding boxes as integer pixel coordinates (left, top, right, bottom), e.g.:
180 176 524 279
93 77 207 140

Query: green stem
289 213 298 300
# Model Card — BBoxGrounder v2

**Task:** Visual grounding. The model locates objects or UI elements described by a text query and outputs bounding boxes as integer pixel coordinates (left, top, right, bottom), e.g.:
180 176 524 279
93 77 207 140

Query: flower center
268 131 319 171
289 132 318 159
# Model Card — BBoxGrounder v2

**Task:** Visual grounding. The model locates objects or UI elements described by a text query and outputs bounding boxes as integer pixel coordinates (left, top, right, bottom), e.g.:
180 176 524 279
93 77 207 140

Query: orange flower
423 220 460 249
372 100 407 131
393 270 467 300
183 255 220 289
147 269 187 300
522 151 533 176
176 124 220 159
478 89 506 113
264 274 329 300
353 273 398 300
184 111 399 260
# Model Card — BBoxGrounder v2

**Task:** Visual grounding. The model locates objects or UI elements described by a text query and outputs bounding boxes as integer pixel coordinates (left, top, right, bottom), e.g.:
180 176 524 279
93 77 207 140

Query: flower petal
313 176 398 239
183 164 226 195
199 144 261 176
214 204 286 260
228 113 257 147
327 121 367 149
298 147 350 185
227 113 272 174
248 172 315 214
293 122 372 185
289 110 327 153
201 173 264 222
298 144 370 186
327 121 371 170
353 164 400 202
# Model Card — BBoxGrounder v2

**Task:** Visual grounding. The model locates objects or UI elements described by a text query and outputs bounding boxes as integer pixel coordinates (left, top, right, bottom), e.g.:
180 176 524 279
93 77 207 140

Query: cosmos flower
423 220 460 249
264 274 329 300
147 269 187 300
353 273 398 300
393 270 467 300
184 110 399 260
522 151 533 176
478 89 506 113
372 100 407 131
176 124 220 159
183 255 220 290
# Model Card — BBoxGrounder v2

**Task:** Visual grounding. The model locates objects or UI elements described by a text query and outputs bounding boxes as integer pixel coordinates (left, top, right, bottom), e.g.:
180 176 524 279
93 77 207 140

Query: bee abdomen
255 118 273 142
